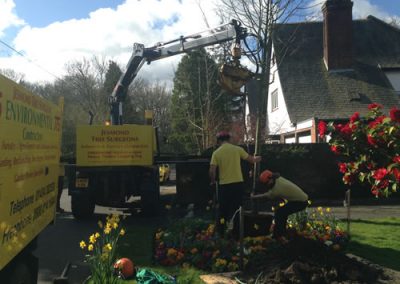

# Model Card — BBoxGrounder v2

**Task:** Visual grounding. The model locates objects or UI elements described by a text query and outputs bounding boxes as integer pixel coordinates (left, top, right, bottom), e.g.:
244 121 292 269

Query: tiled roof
273 16 400 122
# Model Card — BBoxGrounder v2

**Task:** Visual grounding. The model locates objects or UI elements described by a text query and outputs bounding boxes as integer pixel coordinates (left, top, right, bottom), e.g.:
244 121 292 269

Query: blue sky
0 0 399 83
13 0 124 27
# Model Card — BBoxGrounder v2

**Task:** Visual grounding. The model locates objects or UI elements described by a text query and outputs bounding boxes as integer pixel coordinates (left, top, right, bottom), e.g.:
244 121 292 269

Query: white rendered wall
267 45 293 135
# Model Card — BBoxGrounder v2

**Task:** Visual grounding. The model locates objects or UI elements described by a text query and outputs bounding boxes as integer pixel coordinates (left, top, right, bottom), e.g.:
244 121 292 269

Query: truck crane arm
109 19 251 125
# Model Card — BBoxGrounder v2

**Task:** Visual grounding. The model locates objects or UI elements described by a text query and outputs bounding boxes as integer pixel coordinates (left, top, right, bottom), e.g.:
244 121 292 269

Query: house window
384 70 400 95
271 89 278 111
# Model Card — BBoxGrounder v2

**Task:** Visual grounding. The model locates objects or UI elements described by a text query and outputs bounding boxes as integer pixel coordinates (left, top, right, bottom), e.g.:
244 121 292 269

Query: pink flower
391 168 400 182
372 168 388 181
367 134 377 146
318 121 327 138
350 112 360 123
368 116 386 129
393 156 400 164
330 145 340 154
390 107 400 122
334 123 343 132
338 162 347 174
368 103 383 110
343 174 354 185
340 123 353 137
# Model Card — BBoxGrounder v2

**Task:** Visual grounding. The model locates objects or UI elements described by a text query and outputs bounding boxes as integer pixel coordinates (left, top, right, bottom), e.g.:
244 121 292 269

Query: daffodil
89 234 97 244
120 229 125 236
79 241 86 249
88 244 94 251
104 227 111 234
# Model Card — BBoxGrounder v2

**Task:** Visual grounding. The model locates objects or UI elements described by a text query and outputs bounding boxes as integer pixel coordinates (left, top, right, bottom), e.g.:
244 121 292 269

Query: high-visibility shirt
210 143 249 185
264 177 308 202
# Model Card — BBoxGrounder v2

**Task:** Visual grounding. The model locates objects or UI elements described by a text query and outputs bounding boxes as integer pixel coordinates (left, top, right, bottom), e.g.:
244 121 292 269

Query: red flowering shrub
319 104 400 197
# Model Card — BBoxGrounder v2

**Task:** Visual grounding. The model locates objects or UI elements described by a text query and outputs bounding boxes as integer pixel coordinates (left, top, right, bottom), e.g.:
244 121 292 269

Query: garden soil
201 237 400 284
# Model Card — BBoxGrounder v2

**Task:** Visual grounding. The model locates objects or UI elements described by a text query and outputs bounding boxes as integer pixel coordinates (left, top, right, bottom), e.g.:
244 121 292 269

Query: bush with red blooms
318 103 400 197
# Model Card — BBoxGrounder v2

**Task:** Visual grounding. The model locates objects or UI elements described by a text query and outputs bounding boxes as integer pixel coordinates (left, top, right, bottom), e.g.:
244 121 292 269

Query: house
259 0 400 143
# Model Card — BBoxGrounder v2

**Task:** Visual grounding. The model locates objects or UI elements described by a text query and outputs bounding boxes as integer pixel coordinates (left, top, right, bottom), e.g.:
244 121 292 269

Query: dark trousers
274 201 308 238
217 182 244 234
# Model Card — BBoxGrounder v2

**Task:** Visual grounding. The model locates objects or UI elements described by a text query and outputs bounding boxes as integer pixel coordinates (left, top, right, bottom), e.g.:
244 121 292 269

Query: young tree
216 0 308 144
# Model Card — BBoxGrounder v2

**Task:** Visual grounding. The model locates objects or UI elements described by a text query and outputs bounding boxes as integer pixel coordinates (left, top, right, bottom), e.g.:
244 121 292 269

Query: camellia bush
318 103 400 197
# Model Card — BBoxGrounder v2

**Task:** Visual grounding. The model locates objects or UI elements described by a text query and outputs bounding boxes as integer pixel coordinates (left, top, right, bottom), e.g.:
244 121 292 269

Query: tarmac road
35 185 400 284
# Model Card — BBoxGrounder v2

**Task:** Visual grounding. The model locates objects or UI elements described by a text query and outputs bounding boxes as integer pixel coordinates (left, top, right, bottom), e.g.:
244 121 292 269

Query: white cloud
0 0 24 37
0 0 225 84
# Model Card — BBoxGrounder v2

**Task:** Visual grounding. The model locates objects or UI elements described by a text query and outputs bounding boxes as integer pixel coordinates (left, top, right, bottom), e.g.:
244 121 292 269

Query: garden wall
176 143 373 206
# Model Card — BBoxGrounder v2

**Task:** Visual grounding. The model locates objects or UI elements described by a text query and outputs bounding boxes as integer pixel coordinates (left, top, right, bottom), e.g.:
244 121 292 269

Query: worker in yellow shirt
252 170 309 242
209 131 261 234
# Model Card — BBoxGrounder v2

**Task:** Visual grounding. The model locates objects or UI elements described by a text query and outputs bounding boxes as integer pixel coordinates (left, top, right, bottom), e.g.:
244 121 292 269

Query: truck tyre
140 170 160 217
71 193 95 220
2 253 38 284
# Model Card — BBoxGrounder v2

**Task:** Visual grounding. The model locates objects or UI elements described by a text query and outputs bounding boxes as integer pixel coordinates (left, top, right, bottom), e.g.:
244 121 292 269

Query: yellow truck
0 74 63 283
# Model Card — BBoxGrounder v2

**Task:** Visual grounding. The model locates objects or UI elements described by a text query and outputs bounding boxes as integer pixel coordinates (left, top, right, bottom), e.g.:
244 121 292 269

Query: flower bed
153 206 349 273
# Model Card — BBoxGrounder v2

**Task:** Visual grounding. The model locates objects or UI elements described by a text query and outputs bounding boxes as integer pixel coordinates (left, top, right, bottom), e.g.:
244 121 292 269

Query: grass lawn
342 217 400 271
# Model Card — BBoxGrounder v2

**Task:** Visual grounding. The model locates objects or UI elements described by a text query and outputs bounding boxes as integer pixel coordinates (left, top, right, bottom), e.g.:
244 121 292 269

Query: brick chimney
322 0 354 70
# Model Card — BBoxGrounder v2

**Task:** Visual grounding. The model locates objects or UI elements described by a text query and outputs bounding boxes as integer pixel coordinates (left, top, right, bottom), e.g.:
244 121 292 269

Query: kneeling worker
251 170 308 242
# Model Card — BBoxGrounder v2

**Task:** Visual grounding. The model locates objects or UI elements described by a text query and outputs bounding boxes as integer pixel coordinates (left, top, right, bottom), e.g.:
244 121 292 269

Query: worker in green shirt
209 131 261 234
252 170 309 242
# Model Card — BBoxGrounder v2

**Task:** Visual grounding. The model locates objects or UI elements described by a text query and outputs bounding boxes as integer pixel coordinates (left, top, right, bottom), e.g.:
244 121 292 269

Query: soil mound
237 237 396 284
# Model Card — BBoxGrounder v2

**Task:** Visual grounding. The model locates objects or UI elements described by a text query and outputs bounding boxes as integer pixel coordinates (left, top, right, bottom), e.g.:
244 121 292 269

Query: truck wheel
71 193 95 220
140 171 160 217
8 262 32 284
3 253 38 284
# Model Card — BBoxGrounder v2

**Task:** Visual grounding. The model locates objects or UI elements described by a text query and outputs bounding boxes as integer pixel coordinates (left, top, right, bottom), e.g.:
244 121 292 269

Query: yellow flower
79 241 86 249
307 200 312 205
220 218 225 224
317 206 323 211
167 248 177 256
120 229 126 236
113 222 118 229
326 207 331 213
103 243 112 252
279 202 285 207
95 232 100 238
88 244 94 251
98 221 103 228
271 206 275 212
89 234 97 244
104 227 111 234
